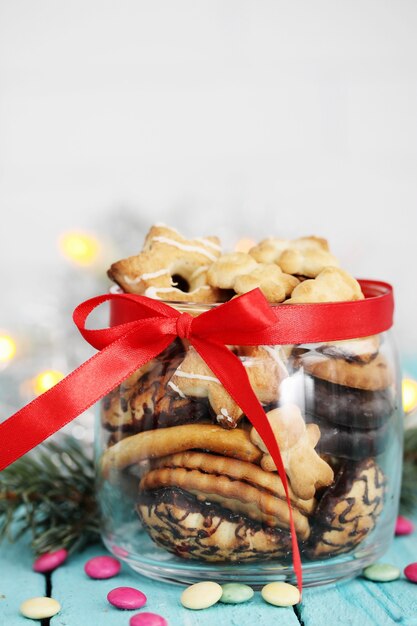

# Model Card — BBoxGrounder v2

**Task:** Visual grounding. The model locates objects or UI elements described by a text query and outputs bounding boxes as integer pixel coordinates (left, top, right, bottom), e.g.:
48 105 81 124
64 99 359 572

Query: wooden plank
0 537 46 625
3 521 417 625
50 544 299 626
300 532 417 625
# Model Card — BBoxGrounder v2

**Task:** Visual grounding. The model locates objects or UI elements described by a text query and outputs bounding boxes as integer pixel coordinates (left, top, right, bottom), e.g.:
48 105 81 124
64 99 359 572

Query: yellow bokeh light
59 231 100 266
402 378 417 414
0 335 16 362
234 238 257 253
33 370 65 396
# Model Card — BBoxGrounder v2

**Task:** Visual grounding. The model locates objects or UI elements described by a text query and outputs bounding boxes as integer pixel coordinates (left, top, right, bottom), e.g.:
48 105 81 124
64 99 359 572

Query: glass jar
95 292 402 587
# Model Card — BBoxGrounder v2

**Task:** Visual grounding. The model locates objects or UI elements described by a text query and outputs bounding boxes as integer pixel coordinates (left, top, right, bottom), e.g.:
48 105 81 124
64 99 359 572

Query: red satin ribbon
0 280 394 594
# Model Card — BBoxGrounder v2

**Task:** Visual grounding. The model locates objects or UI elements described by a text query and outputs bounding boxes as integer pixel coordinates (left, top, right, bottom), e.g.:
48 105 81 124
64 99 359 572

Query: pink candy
33 549 68 573
107 587 147 610
84 556 121 579
404 562 417 583
130 613 168 626
395 515 414 536
111 545 129 558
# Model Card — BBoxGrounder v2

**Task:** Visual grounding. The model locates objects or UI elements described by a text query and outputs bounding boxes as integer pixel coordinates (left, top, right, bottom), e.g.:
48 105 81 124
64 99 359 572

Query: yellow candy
20 597 61 619
181 581 222 610
261 582 300 607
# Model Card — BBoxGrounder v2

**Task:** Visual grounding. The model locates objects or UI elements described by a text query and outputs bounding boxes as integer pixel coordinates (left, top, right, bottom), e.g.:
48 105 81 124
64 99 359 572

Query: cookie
107 224 222 302
285 268 364 303
206 253 299 302
170 346 286 428
278 248 340 279
249 236 330 264
207 252 258 289
233 264 299 302
316 335 380 364
302 352 393 391
304 377 396 430
140 466 310 537
307 459 386 558
101 423 263 478
250 404 334 500
137 487 294 562
306 414 390 460
101 363 155 430
101 340 198 433
152 451 316 515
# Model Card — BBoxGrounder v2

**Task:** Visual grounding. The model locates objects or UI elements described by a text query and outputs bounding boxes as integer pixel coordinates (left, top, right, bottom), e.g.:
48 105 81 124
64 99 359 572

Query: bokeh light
59 231 100 266
402 378 417 414
33 370 65 396
0 335 17 362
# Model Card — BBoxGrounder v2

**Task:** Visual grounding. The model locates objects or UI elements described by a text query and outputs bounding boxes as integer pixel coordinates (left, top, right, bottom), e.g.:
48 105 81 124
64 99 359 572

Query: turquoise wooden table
1 522 417 626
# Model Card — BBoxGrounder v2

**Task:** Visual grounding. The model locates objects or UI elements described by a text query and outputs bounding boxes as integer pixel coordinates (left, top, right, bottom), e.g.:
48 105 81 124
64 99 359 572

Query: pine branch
0 437 100 555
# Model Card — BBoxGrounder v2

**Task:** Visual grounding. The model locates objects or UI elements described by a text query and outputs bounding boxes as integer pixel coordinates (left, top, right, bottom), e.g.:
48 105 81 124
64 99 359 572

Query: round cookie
316 335 380 364
140 463 311 538
307 458 386 559
137 487 295 563
304 377 396 430
301 352 394 391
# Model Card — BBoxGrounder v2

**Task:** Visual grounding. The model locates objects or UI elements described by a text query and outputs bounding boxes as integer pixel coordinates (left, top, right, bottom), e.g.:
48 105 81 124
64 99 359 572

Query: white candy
180 581 222 610
261 582 300 607
20 596 61 619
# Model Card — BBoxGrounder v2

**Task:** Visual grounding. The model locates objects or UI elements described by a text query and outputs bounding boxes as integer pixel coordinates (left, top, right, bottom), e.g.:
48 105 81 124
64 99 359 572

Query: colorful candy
180 581 223 610
33 549 68 573
363 563 401 582
404 562 417 583
130 614 168 626
107 586 147 610
261 582 300 607
395 515 414 536
220 583 254 604
20 597 61 619
84 555 121 579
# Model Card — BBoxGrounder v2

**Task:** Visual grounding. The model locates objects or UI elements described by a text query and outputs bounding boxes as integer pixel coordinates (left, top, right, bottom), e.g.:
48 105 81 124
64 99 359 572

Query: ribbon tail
191 337 303 596
0 332 174 471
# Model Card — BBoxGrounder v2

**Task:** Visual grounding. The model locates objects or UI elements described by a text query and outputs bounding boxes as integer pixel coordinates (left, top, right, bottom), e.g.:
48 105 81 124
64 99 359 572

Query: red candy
404 562 417 583
33 549 68 573
84 556 121 579
130 614 168 626
107 587 147 610
395 515 414 536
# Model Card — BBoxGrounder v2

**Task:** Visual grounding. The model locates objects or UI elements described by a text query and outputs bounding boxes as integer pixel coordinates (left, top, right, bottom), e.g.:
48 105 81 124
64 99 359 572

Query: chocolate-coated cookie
102 340 210 433
305 377 396 430
137 487 294 563
307 414 390 460
307 459 386 559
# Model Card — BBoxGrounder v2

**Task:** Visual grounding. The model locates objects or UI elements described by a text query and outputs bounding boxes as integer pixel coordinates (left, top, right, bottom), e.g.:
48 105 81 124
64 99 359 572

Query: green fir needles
0 437 100 555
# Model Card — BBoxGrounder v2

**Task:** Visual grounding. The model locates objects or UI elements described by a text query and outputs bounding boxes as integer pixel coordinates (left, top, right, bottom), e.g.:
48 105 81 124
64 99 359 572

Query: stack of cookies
100 224 395 563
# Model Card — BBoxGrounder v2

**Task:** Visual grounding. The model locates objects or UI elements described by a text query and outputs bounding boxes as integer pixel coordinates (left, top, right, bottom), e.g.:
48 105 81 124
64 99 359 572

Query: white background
1 1 416 354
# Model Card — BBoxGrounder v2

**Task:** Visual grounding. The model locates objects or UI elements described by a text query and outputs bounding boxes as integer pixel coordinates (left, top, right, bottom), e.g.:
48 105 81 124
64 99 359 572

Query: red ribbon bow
0 280 395 595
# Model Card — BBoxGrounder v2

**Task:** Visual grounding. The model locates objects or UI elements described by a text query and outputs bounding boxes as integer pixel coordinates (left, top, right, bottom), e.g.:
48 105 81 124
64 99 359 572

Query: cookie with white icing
169 346 287 428
107 224 222 302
